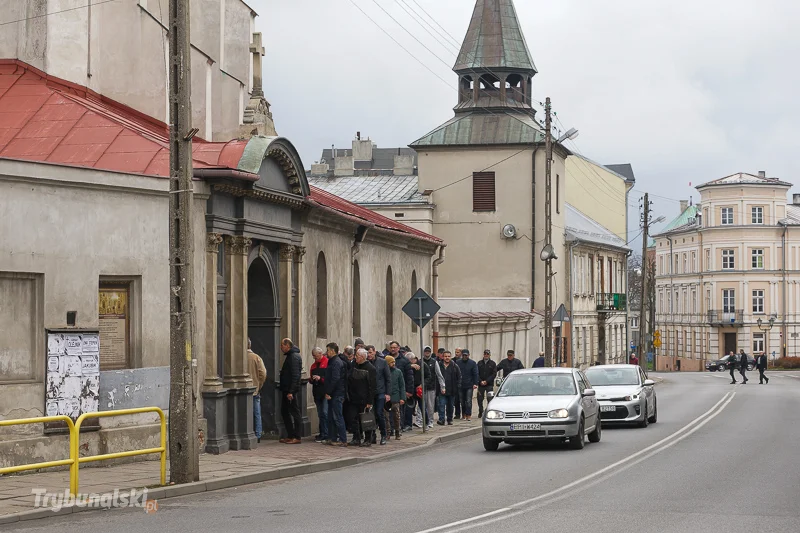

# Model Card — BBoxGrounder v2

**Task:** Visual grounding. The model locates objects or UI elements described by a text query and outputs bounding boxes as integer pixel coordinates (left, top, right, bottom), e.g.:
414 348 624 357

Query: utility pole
168 0 199 483
544 97 553 368
639 193 650 372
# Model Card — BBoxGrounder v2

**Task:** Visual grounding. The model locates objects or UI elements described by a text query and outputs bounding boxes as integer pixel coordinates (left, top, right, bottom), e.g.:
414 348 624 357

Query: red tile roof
307 185 443 245
0 60 248 177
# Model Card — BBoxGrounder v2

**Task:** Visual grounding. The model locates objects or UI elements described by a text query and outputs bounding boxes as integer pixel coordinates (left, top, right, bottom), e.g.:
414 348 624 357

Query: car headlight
548 408 569 419
624 394 640 401
485 410 505 420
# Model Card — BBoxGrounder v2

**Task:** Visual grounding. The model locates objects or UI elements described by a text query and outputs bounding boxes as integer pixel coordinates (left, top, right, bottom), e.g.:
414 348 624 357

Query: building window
99 281 133 370
589 254 595 293
410 270 418 333
722 249 735 270
705 249 710 270
631 316 640 328
683 253 687 274
723 289 735 313
752 206 763 224
691 252 696 273
386 266 394 335
316 252 328 338
751 249 764 269
352 260 361 337
753 333 765 354
692 290 697 314
752 290 764 314
721 207 734 225
472 172 495 211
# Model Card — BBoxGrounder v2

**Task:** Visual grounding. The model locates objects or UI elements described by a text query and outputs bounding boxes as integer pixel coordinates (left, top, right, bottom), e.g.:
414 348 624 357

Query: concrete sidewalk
0 418 482 525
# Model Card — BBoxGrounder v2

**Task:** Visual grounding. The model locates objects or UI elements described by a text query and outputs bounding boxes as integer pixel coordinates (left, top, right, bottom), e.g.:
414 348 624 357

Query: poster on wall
44 329 101 433
99 286 129 369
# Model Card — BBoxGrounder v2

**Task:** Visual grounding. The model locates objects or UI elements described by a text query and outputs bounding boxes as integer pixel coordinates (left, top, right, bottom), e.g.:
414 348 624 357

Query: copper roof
411 111 543 147
454 0 536 73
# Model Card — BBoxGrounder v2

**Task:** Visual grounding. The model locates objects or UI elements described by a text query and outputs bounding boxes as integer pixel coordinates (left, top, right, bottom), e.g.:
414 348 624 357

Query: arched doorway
248 256 280 436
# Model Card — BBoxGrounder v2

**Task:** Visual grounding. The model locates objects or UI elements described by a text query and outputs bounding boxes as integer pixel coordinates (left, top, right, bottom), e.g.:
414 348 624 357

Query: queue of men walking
268 338 530 446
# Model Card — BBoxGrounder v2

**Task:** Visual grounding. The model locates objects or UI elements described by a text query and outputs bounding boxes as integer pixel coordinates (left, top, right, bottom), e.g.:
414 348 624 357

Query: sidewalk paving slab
0 419 482 524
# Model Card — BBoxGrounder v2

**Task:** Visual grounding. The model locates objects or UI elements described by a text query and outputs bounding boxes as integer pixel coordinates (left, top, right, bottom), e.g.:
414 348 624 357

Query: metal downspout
432 245 446 353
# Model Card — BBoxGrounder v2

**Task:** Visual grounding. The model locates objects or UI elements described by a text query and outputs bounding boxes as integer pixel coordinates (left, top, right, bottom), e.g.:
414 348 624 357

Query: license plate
509 423 541 431
600 405 616 412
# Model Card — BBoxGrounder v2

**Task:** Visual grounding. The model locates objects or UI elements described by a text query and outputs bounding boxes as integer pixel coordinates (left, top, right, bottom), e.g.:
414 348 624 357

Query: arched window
352 260 361 337
316 251 327 338
385 266 394 335
410 270 418 333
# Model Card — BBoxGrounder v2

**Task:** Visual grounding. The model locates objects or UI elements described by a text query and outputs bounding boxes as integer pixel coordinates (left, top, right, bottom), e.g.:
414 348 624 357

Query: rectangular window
752 206 763 224
472 172 495 211
722 249 735 270
631 317 640 328
683 253 687 274
751 249 764 269
705 249 710 270
752 290 764 314
692 290 697 314
692 252 696 273
721 207 734 225
589 254 595 293
753 333 765 354
722 289 735 313
99 281 132 370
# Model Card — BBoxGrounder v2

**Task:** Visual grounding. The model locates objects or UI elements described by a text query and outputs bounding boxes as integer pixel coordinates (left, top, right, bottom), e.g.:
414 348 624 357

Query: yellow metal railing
0 408 166 495
0 416 75 476
71 407 167 494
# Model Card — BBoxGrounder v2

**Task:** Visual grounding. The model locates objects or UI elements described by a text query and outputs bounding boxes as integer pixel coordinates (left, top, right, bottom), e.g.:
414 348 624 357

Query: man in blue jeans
324 342 348 446
309 347 328 442
367 345 391 445
246 339 267 443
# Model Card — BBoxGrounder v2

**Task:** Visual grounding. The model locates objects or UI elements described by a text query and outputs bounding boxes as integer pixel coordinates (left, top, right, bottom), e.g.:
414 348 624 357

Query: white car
583 364 657 427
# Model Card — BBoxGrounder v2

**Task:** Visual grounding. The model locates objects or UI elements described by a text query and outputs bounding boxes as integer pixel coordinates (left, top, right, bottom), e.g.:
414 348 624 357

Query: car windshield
584 368 640 386
497 373 576 397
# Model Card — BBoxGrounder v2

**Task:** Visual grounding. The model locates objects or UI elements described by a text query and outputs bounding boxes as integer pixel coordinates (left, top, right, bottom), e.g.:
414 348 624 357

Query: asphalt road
9 371 800 533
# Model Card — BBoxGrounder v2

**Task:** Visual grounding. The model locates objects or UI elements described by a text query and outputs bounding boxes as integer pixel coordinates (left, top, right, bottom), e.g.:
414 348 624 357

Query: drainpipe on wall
432 245 446 353
531 148 539 311
781 222 788 358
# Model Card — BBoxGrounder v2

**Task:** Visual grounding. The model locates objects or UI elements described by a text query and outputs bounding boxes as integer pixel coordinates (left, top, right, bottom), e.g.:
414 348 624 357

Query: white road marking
414 391 736 533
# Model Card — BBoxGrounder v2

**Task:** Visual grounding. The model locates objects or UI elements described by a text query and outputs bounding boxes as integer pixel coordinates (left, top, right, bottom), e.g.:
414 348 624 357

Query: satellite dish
502 224 517 239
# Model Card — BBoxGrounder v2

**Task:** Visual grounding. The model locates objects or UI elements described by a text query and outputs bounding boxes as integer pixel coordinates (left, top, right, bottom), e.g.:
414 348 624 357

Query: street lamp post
757 316 776 365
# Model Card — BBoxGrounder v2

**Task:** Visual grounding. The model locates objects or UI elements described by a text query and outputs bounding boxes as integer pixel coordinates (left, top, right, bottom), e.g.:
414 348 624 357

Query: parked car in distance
482 368 600 451
583 364 657 428
705 354 755 372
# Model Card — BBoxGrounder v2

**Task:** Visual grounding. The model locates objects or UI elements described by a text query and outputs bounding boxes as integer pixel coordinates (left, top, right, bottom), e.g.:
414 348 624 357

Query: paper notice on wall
45 331 101 424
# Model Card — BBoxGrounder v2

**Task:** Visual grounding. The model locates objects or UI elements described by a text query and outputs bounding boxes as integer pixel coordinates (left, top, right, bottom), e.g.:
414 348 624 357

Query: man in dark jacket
348 348 377 447
324 342 347 446
389 341 415 431
437 351 461 425
756 352 769 384
279 338 303 444
739 350 749 384
455 349 479 421
532 352 545 367
420 346 439 428
727 350 738 384
476 349 497 418
497 349 524 380
367 345 391 445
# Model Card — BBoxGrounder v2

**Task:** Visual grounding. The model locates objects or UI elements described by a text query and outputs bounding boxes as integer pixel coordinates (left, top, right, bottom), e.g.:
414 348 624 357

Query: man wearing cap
497 349 524 380
420 346 440 429
455 349 479 421
453 348 463 419
476 349 497 418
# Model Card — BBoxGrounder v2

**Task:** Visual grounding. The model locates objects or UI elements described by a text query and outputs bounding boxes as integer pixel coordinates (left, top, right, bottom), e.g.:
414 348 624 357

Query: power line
432 147 530 192
0 0 121 27
409 0 462 48
395 0 460 57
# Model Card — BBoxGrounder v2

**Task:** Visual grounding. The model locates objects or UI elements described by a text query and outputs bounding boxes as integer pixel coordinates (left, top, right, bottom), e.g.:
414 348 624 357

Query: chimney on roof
680 200 688 212
758 170 766 178
357 131 361 140
793 194 800 206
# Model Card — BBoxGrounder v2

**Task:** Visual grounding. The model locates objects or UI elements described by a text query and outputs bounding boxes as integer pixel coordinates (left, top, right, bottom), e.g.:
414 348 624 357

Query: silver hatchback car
583 364 657 427
482 368 600 451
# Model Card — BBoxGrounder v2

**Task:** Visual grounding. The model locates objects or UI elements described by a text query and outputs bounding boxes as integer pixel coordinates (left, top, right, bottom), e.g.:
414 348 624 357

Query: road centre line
414 391 736 533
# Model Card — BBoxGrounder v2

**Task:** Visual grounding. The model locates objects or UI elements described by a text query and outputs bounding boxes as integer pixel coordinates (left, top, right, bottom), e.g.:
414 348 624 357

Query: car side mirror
582 388 596 397
643 379 655 386
487 391 495 400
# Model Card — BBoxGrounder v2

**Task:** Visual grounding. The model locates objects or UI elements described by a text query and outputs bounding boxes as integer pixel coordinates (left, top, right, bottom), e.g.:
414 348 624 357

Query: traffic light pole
418 295 426 434
639 193 649 373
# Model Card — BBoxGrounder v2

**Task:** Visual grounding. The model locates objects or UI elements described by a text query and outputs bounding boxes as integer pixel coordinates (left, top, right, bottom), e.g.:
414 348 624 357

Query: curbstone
160 481 207 499
0 513 20 525
16 505 74 522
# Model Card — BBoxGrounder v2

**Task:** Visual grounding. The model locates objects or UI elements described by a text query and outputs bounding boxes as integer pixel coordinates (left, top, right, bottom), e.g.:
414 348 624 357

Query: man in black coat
324 342 348 446
476 349 497 418
727 351 738 384
739 350 749 384
497 349 524 380
756 352 769 384
389 341 415 431
348 348 377 447
279 338 303 444
436 351 462 425
367 345 391 445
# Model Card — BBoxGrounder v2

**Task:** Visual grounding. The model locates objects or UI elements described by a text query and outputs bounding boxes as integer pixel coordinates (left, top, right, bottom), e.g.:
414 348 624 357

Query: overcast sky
254 0 800 241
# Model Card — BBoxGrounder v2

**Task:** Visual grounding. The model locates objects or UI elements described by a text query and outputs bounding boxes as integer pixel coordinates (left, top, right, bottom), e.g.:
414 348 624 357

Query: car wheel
588 418 601 443
648 398 658 424
747 364 754 371
483 437 499 452
718 365 726 372
638 402 649 428
569 418 585 450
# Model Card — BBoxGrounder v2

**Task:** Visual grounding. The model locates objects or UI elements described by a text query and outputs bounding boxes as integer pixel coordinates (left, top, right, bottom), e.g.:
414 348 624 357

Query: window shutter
472 172 496 211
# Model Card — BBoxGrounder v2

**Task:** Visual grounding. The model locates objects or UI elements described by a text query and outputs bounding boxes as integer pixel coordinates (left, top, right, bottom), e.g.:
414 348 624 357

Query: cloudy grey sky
254 0 800 239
